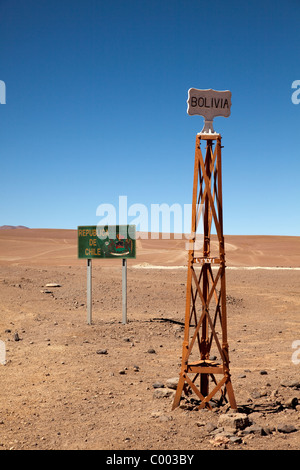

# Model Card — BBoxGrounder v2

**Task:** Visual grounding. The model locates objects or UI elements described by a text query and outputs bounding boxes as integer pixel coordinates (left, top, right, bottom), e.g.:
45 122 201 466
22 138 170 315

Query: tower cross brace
172 133 237 411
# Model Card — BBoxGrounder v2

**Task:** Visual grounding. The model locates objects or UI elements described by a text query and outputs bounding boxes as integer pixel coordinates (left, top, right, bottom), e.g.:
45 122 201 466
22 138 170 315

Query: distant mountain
0 225 29 230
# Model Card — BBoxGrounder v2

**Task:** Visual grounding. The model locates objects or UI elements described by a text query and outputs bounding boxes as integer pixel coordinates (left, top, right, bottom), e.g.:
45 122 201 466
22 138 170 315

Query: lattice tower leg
172 134 237 411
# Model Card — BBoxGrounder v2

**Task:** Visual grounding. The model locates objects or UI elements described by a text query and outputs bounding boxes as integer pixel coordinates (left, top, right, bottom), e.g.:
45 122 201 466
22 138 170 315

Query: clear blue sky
0 0 299 235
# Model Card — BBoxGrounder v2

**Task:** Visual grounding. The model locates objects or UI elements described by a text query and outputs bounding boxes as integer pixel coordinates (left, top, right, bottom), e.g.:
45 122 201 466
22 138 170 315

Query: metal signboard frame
78 225 136 325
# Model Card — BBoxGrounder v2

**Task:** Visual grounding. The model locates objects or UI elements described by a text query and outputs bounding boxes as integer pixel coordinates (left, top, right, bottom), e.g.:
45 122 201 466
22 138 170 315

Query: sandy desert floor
0 229 300 451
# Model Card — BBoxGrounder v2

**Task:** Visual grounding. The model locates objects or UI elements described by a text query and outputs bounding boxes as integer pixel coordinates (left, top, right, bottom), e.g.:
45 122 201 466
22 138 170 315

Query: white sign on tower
187 88 231 134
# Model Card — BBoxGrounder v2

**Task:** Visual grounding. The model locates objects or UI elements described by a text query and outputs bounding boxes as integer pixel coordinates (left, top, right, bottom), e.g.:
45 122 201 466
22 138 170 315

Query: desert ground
0 228 300 451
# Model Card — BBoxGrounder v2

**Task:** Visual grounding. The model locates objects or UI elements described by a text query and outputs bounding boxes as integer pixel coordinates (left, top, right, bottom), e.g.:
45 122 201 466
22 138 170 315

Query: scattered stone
196 422 205 428
14 332 20 342
158 414 173 423
251 389 264 399
264 427 274 436
96 349 108 355
205 422 217 433
133 365 140 372
211 434 229 446
151 411 162 419
217 429 236 439
280 380 300 389
284 397 298 409
238 374 247 379
153 389 173 399
119 369 126 375
147 348 156 354
229 436 243 444
153 382 164 389
45 283 61 288
260 370 268 375
166 377 179 390
245 424 267 436
218 412 251 433
210 427 224 436
277 424 297 434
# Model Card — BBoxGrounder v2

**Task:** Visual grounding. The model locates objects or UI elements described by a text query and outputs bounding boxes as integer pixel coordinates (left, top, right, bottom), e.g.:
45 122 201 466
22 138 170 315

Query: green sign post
78 225 136 324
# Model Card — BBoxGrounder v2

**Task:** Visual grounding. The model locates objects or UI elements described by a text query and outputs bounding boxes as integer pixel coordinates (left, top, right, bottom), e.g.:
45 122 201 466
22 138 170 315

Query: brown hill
0 228 299 267
0 225 29 230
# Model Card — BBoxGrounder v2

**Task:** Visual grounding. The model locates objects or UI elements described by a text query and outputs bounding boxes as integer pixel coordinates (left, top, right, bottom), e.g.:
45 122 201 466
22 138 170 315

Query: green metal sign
78 225 136 259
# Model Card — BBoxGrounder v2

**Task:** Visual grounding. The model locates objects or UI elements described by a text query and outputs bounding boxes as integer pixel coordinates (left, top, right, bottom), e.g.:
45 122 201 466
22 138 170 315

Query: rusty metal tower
172 132 237 411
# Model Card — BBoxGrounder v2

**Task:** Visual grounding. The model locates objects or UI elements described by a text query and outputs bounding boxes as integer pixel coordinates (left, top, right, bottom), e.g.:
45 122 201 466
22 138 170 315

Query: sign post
78 225 136 324
122 258 127 324
87 258 92 325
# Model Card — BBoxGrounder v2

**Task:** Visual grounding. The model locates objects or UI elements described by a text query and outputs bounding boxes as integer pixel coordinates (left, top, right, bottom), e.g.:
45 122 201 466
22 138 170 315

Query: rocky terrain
0 229 299 450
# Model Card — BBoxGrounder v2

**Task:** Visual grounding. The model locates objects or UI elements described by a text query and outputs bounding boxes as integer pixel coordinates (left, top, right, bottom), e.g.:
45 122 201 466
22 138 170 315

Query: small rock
196 422 205 428
45 283 61 288
158 414 173 422
280 379 300 389
205 422 217 433
263 427 274 435
285 397 298 409
166 377 179 390
153 382 164 389
260 370 268 375
147 348 156 354
277 424 297 434
14 332 20 342
151 411 162 418
246 424 266 436
251 389 263 399
217 429 236 439
210 427 224 436
153 389 173 399
218 412 251 432
96 349 108 355
211 434 229 446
